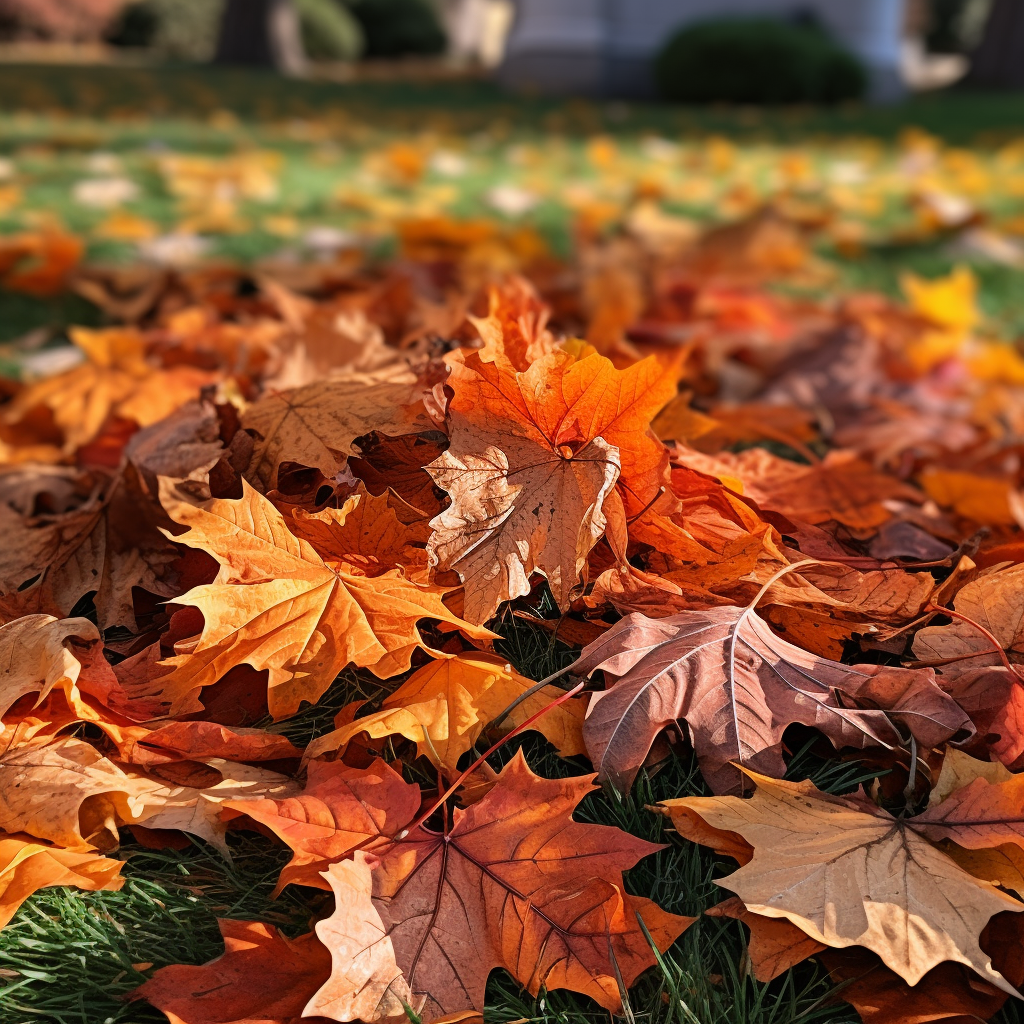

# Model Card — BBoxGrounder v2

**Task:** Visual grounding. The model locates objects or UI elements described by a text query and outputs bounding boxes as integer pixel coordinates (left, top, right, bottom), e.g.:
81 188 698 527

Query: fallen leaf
0 614 105 723
427 347 675 622
149 480 492 719
572 606 970 792
309 751 691 1022
914 564 1024 667
0 832 123 930
241 371 437 491
660 771 1023 991
3 327 216 455
704 896 826 982
0 466 177 631
133 919 335 1024
225 758 420 893
305 855 416 1023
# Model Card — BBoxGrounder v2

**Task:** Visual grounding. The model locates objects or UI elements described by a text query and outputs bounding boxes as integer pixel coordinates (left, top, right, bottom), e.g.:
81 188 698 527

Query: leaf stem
399 679 586 837
925 603 1024 684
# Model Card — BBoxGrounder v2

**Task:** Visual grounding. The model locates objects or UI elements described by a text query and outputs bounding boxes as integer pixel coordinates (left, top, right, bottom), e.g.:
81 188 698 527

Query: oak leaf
225 758 420 893
308 751 691 1022
660 771 1024 991
241 370 437 491
572 606 970 793
0 832 124 930
134 919 335 1024
150 480 492 720
303 652 586 773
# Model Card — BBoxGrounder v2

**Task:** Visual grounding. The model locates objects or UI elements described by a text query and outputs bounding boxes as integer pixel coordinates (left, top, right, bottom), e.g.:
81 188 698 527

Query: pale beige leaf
307 853 417 1023
661 772 1023 993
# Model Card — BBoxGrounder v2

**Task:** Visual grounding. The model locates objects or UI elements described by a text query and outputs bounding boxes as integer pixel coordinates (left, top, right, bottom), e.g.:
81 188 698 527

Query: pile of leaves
4 199 1024 1024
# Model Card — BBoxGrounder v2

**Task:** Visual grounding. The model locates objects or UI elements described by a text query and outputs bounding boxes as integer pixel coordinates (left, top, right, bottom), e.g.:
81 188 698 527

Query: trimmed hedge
351 0 446 58
654 17 866 105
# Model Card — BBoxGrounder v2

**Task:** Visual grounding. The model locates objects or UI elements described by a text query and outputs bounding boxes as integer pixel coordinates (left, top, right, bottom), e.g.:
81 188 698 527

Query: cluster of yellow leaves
2 204 1024 1024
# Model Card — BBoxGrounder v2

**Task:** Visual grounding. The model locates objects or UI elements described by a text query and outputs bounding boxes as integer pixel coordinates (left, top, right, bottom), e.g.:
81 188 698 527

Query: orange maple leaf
150 480 493 719
226 758 420 894
428 348 675 622
134 919 336 1024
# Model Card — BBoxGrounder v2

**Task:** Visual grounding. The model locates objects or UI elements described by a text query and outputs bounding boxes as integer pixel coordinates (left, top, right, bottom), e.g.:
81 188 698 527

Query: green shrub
106 1 160 47
654 17 866 104
350 0 446 58
296 0 363 61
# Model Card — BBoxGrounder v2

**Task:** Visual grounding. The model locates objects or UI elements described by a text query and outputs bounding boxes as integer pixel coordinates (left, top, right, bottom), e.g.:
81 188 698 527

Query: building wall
500 0 906 101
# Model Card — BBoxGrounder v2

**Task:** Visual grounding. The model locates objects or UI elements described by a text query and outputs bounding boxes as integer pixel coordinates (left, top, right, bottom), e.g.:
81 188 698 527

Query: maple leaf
286 484 431 579
468 276 556 371
427 348 676 623
2 327 216 455
307 751 691 1022
660 771 1024 992
0 466 177 631
303 652 586 773
241 370 438 491
134 919 336 1024
572 606 971 793
225 758 421 894
149 480 492 720
0 832 123 930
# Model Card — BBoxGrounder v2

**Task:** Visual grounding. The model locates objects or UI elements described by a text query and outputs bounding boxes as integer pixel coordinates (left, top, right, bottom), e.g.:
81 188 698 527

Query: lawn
1 62 1024 1024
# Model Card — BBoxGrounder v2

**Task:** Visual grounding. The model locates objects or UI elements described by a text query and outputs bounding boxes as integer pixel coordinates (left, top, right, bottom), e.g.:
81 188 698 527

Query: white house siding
499 0 906 101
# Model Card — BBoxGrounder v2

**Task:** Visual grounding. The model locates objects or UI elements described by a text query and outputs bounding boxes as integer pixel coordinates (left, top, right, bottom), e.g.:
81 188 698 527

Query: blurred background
0 0 1019 355
3 5 1024 1023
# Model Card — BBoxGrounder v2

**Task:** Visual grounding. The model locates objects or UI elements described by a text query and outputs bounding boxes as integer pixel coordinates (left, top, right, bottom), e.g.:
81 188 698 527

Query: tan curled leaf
306 854 416 1023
